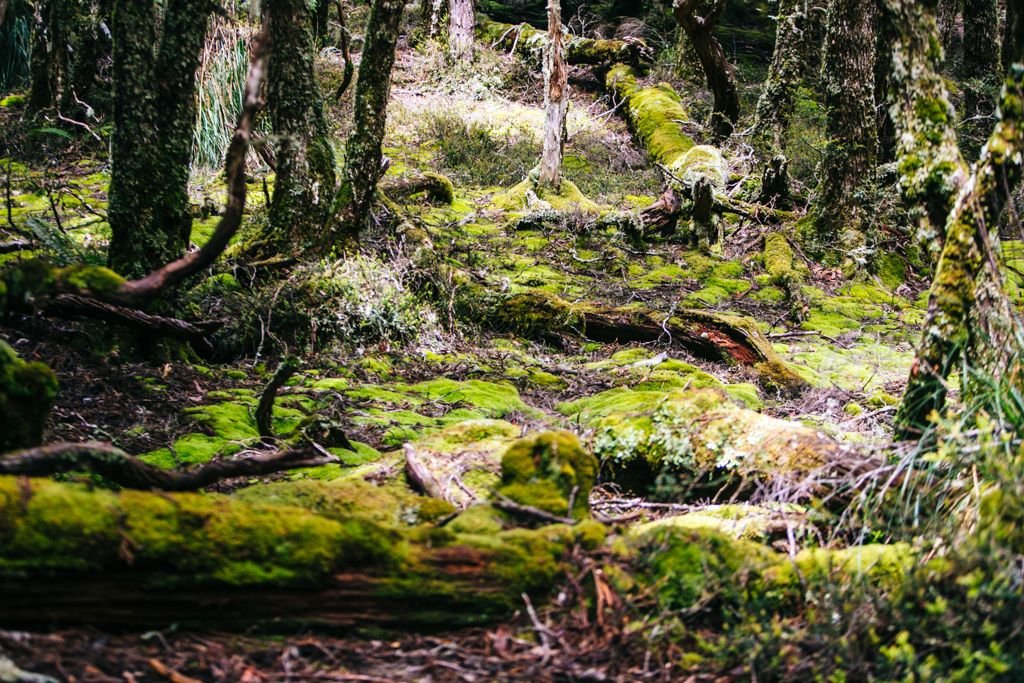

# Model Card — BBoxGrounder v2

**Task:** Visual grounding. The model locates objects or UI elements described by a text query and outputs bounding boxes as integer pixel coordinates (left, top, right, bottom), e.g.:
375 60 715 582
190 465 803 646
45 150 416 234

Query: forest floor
2 32 1020 683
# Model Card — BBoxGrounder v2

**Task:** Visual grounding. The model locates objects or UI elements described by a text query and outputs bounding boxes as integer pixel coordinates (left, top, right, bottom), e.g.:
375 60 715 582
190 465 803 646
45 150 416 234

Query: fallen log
478 18 651 67
379 171 455 205
481 289 807 393
0 430 601 630
0 442 338 490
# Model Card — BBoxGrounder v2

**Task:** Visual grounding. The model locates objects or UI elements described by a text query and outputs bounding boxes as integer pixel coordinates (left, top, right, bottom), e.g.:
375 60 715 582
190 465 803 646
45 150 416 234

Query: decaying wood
379 172 454 204
256 358 299 440
479 18 651 67
43 294 221 352
0 442 338 491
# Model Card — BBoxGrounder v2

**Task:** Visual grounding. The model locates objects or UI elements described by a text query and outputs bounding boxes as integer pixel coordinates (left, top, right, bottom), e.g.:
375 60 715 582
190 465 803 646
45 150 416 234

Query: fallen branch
44 294 221 353
0 442 337 491
256 357 299 440
478 18 651 67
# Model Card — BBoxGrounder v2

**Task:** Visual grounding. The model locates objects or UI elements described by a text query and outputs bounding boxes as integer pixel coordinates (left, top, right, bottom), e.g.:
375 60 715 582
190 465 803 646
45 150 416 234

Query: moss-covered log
478 18 650 67
380 172 455 204
0 428 602 629
480 289 806 393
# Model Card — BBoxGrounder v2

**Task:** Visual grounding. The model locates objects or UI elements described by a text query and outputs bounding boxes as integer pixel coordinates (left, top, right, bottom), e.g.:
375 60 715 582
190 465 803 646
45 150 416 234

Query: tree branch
0 441 338 491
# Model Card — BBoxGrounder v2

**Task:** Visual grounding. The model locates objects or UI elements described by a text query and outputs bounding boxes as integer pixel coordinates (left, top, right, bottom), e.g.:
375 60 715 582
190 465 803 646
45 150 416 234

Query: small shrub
198 255 431 357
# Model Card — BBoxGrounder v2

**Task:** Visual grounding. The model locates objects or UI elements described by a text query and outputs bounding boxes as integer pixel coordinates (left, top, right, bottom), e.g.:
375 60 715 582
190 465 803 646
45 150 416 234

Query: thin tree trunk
448 0 474 61
107 0 213 278
673 0 739 141
811 0 876 248
538 0 567 190
964 0 1001 77
1004 0 1019 72
751 0 826 156
937 0 961 56
264 0 336 254
334 0 405 242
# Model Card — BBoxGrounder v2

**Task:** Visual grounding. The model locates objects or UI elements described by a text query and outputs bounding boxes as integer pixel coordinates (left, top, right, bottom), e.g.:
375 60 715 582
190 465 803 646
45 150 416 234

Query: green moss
0 476 399 586
669 145 728 188
762 232 800 288
56 265 127 293
0 341 59 452
401 378 532 417
631 503 805 541
496 431 598 519
491 177 600 214
606 65 695 167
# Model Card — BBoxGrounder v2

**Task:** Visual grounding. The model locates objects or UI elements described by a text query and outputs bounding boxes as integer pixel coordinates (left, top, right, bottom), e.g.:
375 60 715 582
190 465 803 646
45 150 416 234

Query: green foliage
421 111 537 187
0 0 31 92
0 341 58 452
197 255 429 356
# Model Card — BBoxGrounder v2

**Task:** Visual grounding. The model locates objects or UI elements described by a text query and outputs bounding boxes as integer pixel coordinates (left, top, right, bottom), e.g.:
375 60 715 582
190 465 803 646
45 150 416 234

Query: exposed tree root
379 171 455 205
0 442 338 491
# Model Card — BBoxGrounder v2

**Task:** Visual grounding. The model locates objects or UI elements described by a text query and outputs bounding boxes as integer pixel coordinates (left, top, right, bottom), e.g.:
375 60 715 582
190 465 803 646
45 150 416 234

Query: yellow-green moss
606 64 695 167
491 177 600 214
0 341 59 452
496 431 598 519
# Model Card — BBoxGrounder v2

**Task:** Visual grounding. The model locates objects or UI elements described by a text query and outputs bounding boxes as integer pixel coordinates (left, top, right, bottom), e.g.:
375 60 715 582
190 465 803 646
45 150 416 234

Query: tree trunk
538 0 567 190
264 0 337 255
448 0 474 61
673 0 739 141
895 65 1024 438
107 0 213 279
964 0 1001 77
811 0 876 249
334 0 405 242
883 0 966 261
751 0 826 156
1004 0 1020 72
28 0 107 115
937 0 961 57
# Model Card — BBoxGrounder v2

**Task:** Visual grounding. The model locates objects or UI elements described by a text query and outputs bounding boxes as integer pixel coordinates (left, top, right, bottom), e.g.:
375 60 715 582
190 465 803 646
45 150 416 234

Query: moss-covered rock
0 341 58 452
496 431 598 520
565 387 839 497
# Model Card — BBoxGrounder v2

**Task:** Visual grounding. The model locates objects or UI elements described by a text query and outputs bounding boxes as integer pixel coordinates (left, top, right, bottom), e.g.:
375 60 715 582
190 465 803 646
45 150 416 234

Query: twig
494 493 575 525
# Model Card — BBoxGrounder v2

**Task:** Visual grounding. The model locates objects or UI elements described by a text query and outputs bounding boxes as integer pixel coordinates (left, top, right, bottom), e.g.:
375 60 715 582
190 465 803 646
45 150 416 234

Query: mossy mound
605 64 695 167
491 177 601 214
565 387 838 496
0 341 59 452
630 503 808 541
496 431 598 520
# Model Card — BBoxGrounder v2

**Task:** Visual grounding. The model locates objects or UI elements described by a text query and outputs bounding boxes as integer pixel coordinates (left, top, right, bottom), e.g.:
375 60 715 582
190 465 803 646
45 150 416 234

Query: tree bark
964 0 1001 77
107 0 213 279
895 65 1024 438
263 0 337 254
883 0 966 261
449 0 474 61
1004 0 1020 71
811 0 877 248
334 0 405 242
538 0 568 190
28 0 108 115
751 0 826 157
937 0 961 57
672 0 739 141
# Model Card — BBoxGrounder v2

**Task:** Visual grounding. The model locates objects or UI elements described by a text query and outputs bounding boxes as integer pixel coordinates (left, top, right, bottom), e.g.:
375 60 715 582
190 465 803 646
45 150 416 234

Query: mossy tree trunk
264 0 337 255
672 0 739 141
28 0 108 115
334 0 405 242
538 0 567 190
107 0 213 279
449 0 474 61
883 0 966 261
811 0 876 249
750 0 826 157
895 63 1024 438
